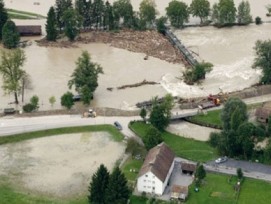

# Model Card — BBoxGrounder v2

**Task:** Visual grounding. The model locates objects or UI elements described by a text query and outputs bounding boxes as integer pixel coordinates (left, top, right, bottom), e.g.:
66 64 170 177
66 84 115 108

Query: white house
137 143 175 195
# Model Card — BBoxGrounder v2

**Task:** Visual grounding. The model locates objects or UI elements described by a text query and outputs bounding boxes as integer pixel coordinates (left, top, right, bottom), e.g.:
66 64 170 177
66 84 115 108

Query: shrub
255 16 262 25
208 132 221 147
30 95 39 110
23 103 36 112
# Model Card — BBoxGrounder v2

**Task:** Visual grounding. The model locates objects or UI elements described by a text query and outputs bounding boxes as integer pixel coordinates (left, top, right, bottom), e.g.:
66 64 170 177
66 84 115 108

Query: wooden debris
117 79 159 90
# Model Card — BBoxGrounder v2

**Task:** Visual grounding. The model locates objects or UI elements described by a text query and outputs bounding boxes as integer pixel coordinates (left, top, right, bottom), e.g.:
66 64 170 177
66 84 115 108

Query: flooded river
0 0 271 110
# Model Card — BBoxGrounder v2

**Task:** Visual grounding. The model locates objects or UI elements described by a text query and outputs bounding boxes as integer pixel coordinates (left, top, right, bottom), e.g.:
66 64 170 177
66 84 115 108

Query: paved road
205 159 271 182
0 115 141 138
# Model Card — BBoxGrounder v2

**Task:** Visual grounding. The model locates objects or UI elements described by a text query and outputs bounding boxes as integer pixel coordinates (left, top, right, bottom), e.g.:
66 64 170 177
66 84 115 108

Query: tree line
209 97 271 163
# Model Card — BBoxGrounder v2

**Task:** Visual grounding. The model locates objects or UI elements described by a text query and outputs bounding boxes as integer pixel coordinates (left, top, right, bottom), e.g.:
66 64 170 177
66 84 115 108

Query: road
0 115 141 138
205 159 271 182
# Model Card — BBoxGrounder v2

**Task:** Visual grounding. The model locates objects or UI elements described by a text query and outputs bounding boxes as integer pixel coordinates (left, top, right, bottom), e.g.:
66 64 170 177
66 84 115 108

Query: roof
171 185 188 199
138 143 175 182
171 185 188 194
255 108 271 119
16 25 41 35
181 162 196 172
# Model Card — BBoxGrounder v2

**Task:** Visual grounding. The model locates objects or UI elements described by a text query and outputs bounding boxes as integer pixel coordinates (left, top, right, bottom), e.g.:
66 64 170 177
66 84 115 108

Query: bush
23 103 36 113
255 16 262 25
208 132 221 147
30 95 39 110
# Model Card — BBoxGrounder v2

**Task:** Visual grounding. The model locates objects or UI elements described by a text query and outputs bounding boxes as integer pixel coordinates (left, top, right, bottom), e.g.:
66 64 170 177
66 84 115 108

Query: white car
215 156 228 164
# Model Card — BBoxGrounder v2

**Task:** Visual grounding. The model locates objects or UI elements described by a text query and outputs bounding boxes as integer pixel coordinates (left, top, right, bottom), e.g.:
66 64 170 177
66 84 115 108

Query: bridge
170 109 199 120
164 28 198 67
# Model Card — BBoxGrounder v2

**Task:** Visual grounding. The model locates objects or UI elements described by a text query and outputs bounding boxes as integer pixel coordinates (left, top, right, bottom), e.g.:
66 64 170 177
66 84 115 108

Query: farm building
16 25 41 36
170 185 189 201
181 162 196 175
137 143 175 195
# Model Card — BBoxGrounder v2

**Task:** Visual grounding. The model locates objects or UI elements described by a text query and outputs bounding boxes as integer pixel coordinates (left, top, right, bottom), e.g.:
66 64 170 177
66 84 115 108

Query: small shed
181 162 196 175
171 185 188 201
255 108 271 123
16 25 42 36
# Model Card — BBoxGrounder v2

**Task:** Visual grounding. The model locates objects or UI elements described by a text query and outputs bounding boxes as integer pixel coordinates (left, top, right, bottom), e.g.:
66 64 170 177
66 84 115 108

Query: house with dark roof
137 143 175 195
16 25 42 36
181 162 196 175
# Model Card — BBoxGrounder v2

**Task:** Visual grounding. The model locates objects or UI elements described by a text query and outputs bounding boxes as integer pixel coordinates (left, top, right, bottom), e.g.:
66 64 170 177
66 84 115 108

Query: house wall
137 160 175 195
137 172 163 195
161 160 174 193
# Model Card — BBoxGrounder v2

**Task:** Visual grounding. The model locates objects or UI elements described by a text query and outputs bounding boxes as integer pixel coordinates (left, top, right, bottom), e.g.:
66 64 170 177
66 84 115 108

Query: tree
149 94 174 131
113 0 134 28
0 49 26 104
156 16 167 34
49 96 56 107
30 95 39 110
2 20 20 49
237 168 243 180
237 1 252 25
139 0 156 29
253 40 271 84
55 0 73 31
195 164 206 183
212 0 236 25
46 6 58 41
0 0 8 41
255 16 262 25
88 164 110 204
183 62 213 84
264 138 271 163
166 0 189 28
221 98 247 131
105 166 129 204
143 126 163 150
92 0 105 29
125 138 145 157
190 0 210 24
75 0 92 29
62 8 82 41
61 91 74 109
140 108 147 121
104 1 115 30
237 122 255 159
68 51 103 104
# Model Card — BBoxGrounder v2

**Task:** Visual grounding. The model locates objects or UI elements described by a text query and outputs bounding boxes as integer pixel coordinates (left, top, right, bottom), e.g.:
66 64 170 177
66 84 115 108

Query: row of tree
46 0 158 41
88 164 129 204
166 0 253 28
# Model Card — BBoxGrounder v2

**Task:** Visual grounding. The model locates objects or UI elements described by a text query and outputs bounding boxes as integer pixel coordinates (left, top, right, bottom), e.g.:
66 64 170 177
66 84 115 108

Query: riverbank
37 30 186 64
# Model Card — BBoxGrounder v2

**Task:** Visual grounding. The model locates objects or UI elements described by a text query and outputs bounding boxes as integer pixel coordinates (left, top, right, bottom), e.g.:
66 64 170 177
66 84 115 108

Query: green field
130 121 217 162
189 109 222 128
0 124 124 145
122 157 143 182
7 8 45 19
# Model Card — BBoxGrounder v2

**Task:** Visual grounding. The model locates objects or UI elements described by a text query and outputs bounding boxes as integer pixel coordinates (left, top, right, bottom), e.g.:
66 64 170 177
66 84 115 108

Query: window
153 187 155 190
145 175 148 177
152 181 155 184
144 186 146 188
144 180 146 182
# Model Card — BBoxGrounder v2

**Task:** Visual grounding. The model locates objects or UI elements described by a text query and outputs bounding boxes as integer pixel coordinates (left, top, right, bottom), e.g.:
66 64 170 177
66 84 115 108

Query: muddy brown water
0 132 125 197
1 0 271 111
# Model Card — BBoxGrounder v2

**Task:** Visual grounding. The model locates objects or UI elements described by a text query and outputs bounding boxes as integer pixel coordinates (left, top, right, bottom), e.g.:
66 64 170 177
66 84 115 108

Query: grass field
0 125 124 204
130 121 217 162
0 124 124 145
7 8 45 19
122 157 143 182
189 109 222 128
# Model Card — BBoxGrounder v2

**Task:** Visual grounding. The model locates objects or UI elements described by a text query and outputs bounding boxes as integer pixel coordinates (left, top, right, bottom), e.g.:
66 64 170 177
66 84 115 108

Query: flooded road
0 132 125 197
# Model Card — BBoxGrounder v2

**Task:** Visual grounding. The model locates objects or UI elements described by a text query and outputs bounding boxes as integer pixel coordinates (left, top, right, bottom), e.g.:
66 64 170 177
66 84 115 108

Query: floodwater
0 42 182 110
0 132 125 197
1 0 271 110
4 0 271 22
